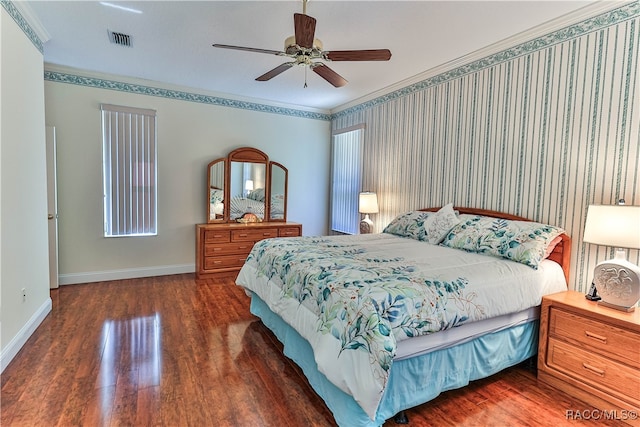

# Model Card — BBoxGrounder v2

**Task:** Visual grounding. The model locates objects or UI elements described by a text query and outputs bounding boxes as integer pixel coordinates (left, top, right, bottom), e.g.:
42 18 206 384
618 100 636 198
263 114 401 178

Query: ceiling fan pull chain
304 66 308 88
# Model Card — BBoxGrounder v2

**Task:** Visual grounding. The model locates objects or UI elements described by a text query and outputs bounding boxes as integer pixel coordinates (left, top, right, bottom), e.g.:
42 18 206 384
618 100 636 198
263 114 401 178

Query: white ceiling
26 1 601 111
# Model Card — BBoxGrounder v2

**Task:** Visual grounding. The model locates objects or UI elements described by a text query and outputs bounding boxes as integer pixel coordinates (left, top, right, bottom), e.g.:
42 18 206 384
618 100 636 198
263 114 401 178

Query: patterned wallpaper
332 2 640 292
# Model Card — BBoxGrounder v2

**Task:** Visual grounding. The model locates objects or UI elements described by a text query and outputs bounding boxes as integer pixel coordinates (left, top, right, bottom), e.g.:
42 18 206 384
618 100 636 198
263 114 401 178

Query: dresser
196 222 302 278
538 291 640 425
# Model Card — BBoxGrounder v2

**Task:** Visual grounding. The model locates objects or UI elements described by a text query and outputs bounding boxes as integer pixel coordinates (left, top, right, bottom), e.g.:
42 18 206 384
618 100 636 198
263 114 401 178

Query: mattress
395 258 564 360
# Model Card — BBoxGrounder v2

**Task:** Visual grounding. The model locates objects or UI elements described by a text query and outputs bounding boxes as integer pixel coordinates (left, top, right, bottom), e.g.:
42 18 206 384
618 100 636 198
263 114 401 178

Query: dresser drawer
204 242 253 256
278 227 301 237
547 337 640 406
204 230 231 243
203 254 249 270
231 229 278 242
550 307 640 368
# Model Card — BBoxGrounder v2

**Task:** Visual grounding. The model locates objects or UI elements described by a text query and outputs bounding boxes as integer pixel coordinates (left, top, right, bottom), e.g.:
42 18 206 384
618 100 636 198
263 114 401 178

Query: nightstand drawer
231 229 278 242
203 254 248 270
204 242 253 256
550 307 640 368
547 337 640 406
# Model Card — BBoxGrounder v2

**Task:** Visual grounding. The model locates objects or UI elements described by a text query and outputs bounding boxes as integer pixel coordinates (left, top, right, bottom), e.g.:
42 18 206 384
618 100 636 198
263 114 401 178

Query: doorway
46 126 59 289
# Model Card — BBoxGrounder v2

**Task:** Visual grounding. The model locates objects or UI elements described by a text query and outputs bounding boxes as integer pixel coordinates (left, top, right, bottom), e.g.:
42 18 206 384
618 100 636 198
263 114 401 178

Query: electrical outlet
22 288 26 302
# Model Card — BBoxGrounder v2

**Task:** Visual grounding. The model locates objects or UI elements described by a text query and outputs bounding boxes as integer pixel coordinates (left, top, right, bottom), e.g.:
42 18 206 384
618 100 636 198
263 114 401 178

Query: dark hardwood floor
1 274 619 426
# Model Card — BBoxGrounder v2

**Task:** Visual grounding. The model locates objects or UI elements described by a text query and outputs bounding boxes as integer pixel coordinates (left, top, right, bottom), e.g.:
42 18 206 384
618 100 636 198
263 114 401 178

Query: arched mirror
207 158 226 222
206 147 287 223
229 160 267 220
269 162 288 222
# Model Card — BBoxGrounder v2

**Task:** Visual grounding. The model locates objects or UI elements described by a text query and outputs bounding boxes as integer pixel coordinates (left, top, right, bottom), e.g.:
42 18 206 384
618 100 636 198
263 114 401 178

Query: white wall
1 5 51 371
44 69 331 284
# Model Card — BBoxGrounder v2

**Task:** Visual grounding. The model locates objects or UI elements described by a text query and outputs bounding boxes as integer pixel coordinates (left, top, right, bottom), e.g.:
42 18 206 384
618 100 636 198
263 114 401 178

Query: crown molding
3 1 50 44
332 0 636 116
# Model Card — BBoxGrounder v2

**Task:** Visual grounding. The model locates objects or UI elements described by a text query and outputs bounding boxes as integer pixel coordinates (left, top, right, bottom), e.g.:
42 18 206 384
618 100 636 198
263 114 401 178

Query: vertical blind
331 126 364 234
101 104 157 237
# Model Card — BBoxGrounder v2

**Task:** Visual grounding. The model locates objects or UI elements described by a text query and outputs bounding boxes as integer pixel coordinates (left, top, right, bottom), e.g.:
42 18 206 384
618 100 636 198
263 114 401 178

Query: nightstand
538 291 640 426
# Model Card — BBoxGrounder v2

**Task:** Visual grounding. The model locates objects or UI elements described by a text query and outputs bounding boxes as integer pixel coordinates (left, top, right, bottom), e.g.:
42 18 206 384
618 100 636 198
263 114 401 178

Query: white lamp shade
583 205 640 249
245 180 254 191
359 192 379 214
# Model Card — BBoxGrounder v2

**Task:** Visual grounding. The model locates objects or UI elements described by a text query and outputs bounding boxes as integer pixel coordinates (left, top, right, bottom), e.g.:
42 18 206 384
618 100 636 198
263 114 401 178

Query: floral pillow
423 203 460 244
441 215 565 269
210 188 223 204
248 187 266 202
383 211 433 241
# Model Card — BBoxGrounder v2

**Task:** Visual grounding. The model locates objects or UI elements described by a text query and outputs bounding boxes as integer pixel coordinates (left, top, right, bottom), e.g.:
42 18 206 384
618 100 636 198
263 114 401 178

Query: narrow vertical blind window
101 104 157 237
331 126 364 234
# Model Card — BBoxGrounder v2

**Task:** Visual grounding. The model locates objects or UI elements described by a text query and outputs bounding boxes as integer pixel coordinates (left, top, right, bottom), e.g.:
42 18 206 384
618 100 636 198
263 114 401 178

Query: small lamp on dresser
583 201 640 312
359 192 379 234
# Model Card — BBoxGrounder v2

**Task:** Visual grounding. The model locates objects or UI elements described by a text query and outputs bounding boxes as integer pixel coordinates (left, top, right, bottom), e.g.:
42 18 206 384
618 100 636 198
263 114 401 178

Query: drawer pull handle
263 232 271 236
582 362 605 377
238 233 248 238
584 330 607 343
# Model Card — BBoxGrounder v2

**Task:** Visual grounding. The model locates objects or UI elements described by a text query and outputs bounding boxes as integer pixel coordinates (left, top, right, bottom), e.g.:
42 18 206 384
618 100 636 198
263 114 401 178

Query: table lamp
244 179 254 197
359 192 378 234
583 202 640 311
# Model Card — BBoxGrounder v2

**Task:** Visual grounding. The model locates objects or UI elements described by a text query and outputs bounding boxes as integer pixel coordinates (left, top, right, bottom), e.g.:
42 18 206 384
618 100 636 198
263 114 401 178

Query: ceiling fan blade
294 13 316 49
324 49 392 61
256 63 295 81
213 44 284 56
312 64 347 88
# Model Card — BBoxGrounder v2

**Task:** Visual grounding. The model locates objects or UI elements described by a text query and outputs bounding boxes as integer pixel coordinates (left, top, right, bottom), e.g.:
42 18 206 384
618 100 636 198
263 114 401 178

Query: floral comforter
236 233 565 420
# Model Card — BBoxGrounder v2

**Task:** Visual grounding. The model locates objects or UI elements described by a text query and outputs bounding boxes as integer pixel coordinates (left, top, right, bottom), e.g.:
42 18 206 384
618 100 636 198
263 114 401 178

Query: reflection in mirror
229 161 266 220
207 159 225 222
270 162 287 221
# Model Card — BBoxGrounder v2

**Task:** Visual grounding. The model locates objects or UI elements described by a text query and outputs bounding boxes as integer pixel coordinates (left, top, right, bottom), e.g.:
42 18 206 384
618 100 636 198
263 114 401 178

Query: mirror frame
206 158 227 223
269 161 288 222
207 147 289 223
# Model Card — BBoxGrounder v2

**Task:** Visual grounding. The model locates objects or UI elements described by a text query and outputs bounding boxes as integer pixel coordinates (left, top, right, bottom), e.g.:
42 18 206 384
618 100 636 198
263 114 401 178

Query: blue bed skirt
250 293 538 427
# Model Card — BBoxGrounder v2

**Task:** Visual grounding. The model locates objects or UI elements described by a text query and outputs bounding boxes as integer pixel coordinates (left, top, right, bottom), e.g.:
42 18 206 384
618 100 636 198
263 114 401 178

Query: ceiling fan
212 0 391 88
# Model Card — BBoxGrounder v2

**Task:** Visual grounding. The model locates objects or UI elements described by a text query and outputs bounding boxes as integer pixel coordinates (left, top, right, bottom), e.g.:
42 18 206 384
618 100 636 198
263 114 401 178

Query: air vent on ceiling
108 30 132 47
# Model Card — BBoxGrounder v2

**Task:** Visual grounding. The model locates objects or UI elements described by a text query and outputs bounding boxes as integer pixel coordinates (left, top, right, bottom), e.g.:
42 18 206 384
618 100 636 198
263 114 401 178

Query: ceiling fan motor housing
284 35 323 56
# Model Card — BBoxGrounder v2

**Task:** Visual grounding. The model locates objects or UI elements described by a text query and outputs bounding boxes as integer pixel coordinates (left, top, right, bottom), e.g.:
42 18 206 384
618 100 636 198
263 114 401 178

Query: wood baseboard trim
1 297 52 373
58 264 195 285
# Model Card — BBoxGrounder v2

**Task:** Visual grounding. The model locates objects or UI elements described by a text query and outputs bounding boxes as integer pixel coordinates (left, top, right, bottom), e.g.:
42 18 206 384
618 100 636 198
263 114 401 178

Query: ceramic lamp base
593 258 640 312
360 215 374 234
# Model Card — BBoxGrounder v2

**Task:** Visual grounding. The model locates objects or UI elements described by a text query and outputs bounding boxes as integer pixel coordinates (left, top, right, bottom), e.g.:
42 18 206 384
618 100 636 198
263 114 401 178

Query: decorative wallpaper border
1 0 43 53
44 71 331 121
12 0 638 123
7 0 326 120
332 1 640 120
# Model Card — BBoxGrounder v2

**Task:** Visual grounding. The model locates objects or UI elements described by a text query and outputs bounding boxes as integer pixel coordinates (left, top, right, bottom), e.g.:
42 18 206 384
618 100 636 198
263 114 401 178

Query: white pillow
423 203 460 244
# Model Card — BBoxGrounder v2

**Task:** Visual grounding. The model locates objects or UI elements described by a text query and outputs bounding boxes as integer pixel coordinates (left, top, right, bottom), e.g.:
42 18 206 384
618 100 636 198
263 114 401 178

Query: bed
209 187 285 221
235 205 571 426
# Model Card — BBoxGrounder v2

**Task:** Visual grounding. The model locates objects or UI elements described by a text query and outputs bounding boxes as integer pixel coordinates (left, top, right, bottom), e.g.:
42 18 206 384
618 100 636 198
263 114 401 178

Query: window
101 104 157 237
330 125 364 234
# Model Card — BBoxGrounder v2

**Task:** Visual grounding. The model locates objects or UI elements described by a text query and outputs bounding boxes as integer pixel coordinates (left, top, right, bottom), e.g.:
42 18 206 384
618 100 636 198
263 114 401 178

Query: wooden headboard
420 207 571 286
